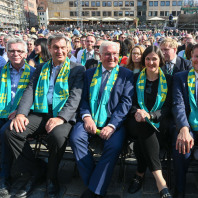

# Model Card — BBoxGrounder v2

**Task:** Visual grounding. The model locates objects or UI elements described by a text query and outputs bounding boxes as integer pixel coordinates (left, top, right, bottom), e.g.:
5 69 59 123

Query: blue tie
98 70 110 102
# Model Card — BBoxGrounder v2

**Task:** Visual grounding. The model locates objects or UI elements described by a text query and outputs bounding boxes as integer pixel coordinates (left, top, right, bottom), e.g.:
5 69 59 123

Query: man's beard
94 54 100 61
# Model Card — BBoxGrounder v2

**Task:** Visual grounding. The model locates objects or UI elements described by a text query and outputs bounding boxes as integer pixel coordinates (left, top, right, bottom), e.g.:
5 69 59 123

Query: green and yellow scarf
187 68 198 131
0 62 31 118
136 68 168 128
90 62 119 127
81 49 94 66
34 58 70 117
39 55 44 63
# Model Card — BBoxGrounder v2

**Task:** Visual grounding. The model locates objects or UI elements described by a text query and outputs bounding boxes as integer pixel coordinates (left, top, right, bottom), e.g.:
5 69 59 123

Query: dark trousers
69 121 125 196
0 119 12 179
4 112 72 180
172 129 197 193
126 117 170 173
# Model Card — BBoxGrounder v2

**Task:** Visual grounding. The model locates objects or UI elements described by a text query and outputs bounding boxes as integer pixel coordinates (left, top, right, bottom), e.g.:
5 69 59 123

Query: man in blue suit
70 41 134 198
172 44 198 198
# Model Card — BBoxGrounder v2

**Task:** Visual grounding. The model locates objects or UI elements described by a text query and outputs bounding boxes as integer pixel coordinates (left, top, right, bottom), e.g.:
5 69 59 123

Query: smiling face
145 52 160 74
99 45 119 70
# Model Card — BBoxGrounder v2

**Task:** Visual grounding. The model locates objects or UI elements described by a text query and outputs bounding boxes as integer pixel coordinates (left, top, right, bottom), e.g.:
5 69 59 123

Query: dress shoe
160 188 172 198
128 174 144 194
46 179 59 198
0 177 10 197
80 189 104 198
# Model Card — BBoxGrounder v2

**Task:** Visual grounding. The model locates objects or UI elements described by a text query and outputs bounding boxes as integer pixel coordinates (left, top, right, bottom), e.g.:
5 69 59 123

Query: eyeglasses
8 50 25 55
132 53 141 56
121 37 126 39
94 45 100 49
103 53 119 58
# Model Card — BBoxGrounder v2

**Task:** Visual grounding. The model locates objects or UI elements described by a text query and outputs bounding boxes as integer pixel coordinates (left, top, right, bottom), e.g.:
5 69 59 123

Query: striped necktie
166 62 173 75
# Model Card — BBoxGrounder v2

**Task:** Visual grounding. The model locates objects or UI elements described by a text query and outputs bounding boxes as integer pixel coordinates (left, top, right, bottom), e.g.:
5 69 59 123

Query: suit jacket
172 70 191 131
85 58 98 70
17 61 85 123
161 56 192 75
80 66 134 129
129 73 173 123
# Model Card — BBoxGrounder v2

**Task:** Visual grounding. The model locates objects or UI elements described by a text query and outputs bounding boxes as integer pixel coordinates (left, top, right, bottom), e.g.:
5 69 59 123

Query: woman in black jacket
126 46 173 198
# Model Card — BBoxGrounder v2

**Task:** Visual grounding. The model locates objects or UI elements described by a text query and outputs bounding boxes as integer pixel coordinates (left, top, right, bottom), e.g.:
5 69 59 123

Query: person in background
28 38 51 67
126 45 145 73
26 38 35 62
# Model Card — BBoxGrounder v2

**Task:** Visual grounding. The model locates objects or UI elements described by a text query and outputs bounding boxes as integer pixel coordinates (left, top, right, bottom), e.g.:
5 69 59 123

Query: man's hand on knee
45 117 64 133
83 116 97 134
100 126 115 140
10 114 29 133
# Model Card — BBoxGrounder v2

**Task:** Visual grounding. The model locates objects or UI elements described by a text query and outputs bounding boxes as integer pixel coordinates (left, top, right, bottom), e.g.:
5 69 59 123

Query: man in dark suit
85 39 104 70
4 34 85 198
160 37 192 75
70 41 134 198
172 44 198 198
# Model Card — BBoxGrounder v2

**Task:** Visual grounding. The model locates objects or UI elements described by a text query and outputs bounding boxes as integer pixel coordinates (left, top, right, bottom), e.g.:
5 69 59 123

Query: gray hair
47 33 68 46
6 38 27 53
99 41 119 55
3 35 13 42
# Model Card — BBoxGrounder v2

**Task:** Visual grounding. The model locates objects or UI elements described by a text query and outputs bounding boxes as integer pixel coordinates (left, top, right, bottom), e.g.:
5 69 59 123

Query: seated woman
126 45 145 74
28 38 51 67
126 46 173 198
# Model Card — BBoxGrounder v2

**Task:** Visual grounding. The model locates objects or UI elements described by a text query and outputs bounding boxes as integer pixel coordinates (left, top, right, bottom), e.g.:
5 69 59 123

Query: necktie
166 62 173 75
98 70 110 102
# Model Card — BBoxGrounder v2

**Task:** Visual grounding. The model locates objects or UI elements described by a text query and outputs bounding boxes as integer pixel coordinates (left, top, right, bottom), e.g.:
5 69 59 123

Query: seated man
172 44 198 198
0 38 35 197
70 41 134 198
5 34 85 198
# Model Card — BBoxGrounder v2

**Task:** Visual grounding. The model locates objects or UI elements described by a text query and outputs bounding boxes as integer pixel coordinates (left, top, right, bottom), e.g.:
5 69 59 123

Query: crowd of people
0 25 197 198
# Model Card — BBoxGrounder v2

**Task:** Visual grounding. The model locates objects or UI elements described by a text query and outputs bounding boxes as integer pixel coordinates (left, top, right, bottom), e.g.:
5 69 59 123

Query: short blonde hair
160 37 178 49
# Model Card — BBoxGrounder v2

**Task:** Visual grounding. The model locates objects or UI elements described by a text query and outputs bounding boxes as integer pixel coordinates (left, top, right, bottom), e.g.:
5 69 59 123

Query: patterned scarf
90 62 119 127
0 62 31 118
34 58 70 117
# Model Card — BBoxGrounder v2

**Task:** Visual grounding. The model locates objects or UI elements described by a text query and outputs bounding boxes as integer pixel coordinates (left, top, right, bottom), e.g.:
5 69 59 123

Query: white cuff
108 124 116 130
82 114 91 120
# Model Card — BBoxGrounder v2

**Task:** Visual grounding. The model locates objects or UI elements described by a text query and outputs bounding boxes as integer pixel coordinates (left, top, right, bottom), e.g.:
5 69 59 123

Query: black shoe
160 188 172 198
128 174 144 194
0 177 10 197
80 189 104 198
46 179 59 198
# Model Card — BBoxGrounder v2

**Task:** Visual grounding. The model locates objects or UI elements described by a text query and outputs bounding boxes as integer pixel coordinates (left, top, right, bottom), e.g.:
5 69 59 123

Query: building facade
0 0 26 31
47 0 184 25
37 0 48 27
24 0 38 28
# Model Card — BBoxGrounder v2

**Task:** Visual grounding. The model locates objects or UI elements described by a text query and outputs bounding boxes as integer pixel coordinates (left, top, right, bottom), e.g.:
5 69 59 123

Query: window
70 11 74 16
102 1 107 6
172 1 176 6
161 1 165 6
114 1 118 6
154 1 158 6
74 1 77 7
69 1 73 7
96 1 100 6
142 11 146 15
166 1 170 6
165 11 169 16
138 11 142 16
160 11 164 16
107 1 112 6
103 11 111 16
143 1 146 5
130 1 134 6
114 11 118 16
130 11 134 16
125 1 129 6
177 11 181 15
137 1 142 6
91 1 95 6
125 11 129 16
118 11 123 16
81 1 84 6
92 11 95 16
149 1 153 6
177 1 182 6
172 11 176 16
103 11 107 16
148 11 152 16
82 11 89 16
85 1 89 6
119 1 123 6
153 11 158 16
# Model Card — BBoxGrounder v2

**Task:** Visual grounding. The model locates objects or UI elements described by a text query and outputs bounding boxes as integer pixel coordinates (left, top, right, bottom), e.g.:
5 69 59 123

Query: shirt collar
10 62 25 71
170 56 177 65
102 65 112 73
86 49 94 55
195 71 198 80
52 60 63 68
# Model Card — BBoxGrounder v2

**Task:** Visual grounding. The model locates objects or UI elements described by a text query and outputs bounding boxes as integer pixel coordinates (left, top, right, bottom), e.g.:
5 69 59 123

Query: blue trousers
0 119 12 179
70 121 125 196
172 129 197 193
